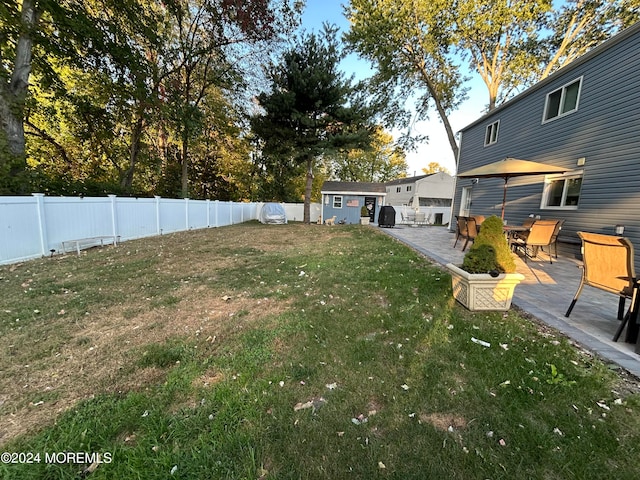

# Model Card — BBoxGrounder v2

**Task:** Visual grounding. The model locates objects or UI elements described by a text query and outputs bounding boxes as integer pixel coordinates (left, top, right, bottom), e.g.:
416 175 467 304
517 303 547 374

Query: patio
380 224 640 377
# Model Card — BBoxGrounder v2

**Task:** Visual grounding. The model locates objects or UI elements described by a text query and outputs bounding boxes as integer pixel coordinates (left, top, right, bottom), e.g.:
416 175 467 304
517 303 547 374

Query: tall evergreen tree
251 24 374 223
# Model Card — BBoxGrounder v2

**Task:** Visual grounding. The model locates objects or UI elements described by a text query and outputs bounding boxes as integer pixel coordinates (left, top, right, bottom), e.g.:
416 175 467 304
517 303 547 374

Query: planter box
446 263 524 311
360 217 370 225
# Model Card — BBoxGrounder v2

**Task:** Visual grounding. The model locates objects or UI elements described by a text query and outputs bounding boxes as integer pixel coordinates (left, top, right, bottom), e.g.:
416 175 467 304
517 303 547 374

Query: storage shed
320 182 387 225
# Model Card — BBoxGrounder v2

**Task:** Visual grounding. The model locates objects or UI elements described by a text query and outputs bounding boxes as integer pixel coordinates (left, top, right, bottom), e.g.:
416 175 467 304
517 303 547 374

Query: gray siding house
321 181 387 224
452 21 640 262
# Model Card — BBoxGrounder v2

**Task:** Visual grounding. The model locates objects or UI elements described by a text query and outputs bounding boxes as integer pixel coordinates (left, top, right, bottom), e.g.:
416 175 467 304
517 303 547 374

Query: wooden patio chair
510 219 559 263
564 232 637 341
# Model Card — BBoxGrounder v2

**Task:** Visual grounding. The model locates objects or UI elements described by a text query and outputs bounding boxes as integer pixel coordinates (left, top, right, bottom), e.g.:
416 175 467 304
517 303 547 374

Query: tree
1 0 168 194
422 162 450 175
453 0 551 110
160 0 300 198
345 0 467 164
540 0 640 79
251 25 375 222
330 127 407 182
0 0 39 192
454 0 640 109
346 0 640 172
1 0 302 196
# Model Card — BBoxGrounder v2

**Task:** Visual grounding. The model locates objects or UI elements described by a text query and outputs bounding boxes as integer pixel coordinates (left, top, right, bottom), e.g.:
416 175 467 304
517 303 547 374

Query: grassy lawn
1 222 640 479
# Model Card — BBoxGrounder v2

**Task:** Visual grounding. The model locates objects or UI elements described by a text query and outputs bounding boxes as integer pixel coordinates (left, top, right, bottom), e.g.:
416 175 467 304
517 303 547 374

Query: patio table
503 225 530 252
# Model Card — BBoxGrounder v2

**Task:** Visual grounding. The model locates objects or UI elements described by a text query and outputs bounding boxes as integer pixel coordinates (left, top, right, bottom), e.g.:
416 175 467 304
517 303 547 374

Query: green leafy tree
251 24 375 222
541 0 640 79
2 0 301 196
331 127 407 182
454 0 552 111
1 0 166 194
454 0 640 109
346 0 639 170
346 0 466 163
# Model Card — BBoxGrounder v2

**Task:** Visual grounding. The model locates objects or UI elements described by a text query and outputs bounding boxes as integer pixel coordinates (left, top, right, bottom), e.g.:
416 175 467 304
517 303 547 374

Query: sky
299 0 489 176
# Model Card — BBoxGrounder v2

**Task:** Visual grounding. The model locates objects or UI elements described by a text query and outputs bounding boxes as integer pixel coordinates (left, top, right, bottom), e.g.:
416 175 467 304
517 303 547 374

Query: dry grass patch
0 223 302 446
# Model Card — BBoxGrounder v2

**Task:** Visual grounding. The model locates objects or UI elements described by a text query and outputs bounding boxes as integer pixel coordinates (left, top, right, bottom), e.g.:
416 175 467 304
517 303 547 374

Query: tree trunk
304 157 313 224
413 60 460 166
121 113 145 193
0 0 39 189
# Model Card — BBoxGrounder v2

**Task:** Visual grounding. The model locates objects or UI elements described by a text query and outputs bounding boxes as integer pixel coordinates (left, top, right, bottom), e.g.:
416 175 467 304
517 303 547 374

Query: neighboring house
386 172 455 225
452 21 640 261
320 181 386 224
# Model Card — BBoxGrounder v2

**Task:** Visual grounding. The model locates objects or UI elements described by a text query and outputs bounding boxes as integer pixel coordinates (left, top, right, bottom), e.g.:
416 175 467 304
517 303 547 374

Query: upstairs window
543 77 582 122
484 120 500 146
407 186 412 192
396 187 401 192
541 172 583 209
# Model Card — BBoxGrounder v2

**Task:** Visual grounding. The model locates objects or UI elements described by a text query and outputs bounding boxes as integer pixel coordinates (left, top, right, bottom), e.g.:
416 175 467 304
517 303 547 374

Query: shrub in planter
461 215 516 274
360 205 370 225
446 215 522 311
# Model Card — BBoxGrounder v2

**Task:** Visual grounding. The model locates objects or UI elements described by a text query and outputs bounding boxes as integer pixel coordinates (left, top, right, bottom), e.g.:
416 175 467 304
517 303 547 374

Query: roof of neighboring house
321 181 386 195
385 175 430 186
460 21 640 133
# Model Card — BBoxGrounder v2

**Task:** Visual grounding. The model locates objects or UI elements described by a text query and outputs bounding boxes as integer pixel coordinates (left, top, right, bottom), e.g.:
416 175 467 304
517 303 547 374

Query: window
541 172 583 209
407 186 412 192
484 120 500 145
543 77 582 122
396 187 401 193
333 196 342 208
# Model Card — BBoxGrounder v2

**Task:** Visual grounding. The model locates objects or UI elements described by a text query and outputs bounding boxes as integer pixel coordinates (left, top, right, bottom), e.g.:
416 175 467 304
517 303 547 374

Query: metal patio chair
510 219 559 263
453 215 467 248
564 231 638 341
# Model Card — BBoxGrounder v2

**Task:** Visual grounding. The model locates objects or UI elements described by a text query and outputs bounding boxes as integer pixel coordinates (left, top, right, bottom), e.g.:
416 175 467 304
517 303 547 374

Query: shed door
364 196 376 222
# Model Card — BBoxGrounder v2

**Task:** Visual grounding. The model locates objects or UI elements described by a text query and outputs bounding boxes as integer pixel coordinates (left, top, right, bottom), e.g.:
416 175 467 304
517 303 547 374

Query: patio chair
564 232 637 341
453 216 467 248
472 215 485 227
548 219 565 259
510 219 559 263
462 216 479 251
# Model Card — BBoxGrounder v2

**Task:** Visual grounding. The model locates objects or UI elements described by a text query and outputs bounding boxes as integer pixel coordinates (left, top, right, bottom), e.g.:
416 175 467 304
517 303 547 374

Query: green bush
461 215 516 274
361 205 369 216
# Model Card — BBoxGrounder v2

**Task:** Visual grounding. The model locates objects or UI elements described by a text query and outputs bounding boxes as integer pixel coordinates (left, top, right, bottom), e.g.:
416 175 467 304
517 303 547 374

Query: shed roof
321 181 386 195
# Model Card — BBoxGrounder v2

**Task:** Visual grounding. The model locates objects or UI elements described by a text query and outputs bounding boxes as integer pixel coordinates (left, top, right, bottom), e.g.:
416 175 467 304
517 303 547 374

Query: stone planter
360 217 370 225
446 263 524 311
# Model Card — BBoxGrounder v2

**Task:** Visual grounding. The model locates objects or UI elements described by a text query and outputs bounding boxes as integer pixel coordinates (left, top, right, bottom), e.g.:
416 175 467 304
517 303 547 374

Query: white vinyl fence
0 194 321 265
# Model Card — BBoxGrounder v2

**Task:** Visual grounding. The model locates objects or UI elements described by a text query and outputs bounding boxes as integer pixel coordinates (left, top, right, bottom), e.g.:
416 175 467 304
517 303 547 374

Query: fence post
32 193 48 257
214 200 219 227
155 196 162 234
185 198 190 230
108 194 119 241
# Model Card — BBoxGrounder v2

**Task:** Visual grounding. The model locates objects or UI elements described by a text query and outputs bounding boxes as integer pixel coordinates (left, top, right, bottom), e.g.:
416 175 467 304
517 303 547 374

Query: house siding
454 23 640 262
